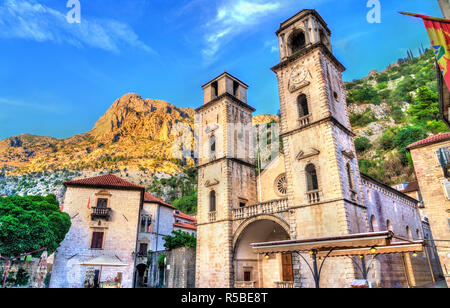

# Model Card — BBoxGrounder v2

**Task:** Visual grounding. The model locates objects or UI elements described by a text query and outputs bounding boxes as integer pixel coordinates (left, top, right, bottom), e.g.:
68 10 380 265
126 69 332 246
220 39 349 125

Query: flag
400 12 450 90
87 197 90 209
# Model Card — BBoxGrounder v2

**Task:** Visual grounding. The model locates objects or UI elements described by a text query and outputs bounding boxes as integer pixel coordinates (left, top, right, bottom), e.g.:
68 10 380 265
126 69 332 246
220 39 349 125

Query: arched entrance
136 263 147 288
233 218 291 288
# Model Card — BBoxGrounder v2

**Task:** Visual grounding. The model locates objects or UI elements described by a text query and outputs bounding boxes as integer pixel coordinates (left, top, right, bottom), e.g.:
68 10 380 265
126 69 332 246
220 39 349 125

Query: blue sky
0 0 443 140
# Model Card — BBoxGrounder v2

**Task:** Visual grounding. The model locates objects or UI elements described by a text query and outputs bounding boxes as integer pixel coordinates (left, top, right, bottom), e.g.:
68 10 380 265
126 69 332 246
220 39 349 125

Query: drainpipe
155 204 161 251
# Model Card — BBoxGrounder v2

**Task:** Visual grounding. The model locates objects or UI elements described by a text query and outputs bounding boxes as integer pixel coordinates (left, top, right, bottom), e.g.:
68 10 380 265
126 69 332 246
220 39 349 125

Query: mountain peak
90 93 194 142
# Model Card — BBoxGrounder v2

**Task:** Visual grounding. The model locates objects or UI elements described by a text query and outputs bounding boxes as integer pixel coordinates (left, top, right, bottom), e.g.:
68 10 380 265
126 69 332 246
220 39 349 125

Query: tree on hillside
393 126 428 165
0 195 71 258
407 86 440 124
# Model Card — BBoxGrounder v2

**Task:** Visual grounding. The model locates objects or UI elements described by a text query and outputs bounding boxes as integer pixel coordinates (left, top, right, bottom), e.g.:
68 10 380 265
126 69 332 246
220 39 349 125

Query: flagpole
399 11 450 23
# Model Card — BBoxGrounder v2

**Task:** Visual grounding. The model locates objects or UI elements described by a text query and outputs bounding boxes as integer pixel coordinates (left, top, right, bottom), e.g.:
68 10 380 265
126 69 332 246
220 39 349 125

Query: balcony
275 281 294 288
91 207 111 220
306 190 321 204
234 281 255 288
208 211 217 222
298 115 311 128
232 198 289 220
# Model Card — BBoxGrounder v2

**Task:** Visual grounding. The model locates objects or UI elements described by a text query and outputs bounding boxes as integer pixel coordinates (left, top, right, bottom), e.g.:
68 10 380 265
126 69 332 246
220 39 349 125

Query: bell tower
273 9 368 240
195 72 258 288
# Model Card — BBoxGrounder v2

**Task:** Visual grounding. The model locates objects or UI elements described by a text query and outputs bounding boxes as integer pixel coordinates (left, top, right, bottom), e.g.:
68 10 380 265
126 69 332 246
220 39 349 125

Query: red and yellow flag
401 12 450 90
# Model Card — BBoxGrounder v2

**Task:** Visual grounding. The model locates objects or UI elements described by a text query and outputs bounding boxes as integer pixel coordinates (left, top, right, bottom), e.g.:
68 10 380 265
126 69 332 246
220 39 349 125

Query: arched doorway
233 218 291 288
136 263 148 288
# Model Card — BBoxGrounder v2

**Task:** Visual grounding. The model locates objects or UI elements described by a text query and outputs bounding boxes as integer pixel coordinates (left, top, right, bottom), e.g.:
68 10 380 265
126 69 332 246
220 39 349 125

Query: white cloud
202 0 282 59
0 0 153 54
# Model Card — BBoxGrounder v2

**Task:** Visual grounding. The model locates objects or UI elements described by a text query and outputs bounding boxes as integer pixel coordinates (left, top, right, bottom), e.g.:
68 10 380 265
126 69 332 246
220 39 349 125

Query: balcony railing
275 281 294 288
298 115 311 128
91 207 111 220
208 211 217 222
232 198 289 220
306 190 321 204
234 281 255 288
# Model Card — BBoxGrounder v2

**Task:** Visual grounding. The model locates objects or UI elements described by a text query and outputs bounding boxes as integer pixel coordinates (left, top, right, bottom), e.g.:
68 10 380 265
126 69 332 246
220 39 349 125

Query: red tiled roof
144 192 175 209
407 133 450 150
174 210 197 223
401 181 419 193
64 174 144 190
174 222 197 231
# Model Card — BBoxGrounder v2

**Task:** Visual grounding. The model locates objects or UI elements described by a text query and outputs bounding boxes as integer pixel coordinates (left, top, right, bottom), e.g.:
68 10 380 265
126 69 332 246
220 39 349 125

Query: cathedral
194 9 442 288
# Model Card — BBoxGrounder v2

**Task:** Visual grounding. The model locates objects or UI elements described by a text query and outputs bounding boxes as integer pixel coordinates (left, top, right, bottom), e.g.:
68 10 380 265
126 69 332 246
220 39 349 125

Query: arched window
367 190 372 203
406 226 412 240
297 94 309 118
209 135 216 157
370 215 378 232
288 30 306 54
306 164 319 192
209 190 216 212
386 220 393 232
346 163 354 190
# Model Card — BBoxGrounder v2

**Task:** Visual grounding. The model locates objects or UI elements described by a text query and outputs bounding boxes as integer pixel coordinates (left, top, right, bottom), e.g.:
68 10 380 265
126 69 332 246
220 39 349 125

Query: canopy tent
80 255 129 267
251 231 433 288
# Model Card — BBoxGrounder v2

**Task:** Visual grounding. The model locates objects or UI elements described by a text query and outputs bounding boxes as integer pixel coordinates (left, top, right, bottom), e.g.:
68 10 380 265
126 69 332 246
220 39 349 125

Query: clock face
290 66 308 84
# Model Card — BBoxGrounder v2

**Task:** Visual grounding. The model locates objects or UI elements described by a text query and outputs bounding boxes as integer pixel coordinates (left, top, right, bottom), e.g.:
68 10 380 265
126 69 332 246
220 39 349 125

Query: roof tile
64 174 144 190
407 133 450 150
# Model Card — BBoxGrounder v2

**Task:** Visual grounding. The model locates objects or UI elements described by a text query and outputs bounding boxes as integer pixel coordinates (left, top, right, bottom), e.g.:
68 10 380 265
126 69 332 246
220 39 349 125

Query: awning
80 255 129 267
316 241 424 258
251 231 395 254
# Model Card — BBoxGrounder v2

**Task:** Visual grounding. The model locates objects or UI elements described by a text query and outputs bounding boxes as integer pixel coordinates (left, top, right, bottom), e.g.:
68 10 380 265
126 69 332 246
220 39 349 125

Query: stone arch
287 28 306 55
232 214 290 250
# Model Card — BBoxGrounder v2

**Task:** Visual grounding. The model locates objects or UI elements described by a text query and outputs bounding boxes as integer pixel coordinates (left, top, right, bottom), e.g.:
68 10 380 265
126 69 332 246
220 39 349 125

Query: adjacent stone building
408 133 450 285
195 9 441 288
49 174 195 288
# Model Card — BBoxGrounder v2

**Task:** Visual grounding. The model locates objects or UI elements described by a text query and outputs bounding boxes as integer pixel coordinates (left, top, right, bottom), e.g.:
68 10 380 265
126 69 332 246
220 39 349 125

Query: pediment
205 179 220 187
205 124 219 134
342 149 355 159
296 148 320 160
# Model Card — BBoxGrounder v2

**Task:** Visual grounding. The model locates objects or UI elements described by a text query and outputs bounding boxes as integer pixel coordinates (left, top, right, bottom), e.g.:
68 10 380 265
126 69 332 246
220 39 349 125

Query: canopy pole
424 245 436 283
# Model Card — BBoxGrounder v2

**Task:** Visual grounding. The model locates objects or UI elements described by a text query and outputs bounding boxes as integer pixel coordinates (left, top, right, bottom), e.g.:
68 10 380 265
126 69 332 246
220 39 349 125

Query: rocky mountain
0 94 197 197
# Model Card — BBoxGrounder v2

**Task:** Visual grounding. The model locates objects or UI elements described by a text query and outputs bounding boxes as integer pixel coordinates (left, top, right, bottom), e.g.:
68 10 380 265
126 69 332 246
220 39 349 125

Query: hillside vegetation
346 49 448 184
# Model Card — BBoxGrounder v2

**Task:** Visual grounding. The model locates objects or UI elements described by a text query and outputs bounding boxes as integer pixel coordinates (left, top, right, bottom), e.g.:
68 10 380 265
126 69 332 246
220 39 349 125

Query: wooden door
282 253 293 282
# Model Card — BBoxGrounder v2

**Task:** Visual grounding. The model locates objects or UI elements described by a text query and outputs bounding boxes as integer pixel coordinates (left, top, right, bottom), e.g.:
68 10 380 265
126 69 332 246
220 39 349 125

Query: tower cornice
276 9 331 35
271 43 345 73
195 92 256 113
196 157 256 169
280 116 355 139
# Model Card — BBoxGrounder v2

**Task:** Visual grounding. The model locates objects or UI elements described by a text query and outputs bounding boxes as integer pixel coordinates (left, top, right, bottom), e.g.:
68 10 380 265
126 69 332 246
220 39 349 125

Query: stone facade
409 136 450 285
49 174 193 288
195 9 439 288
50 185 141 288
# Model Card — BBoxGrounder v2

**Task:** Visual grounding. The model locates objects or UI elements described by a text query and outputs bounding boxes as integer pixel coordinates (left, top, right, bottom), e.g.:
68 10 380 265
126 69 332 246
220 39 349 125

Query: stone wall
410 139 450 285
147 247 196 288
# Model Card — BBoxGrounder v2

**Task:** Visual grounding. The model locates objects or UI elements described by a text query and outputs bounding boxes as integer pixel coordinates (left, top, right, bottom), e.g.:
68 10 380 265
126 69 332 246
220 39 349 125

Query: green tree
163 230 196 250
172 191 197 214
393 126 428 164
355 137 372 153
0 194 71 258
407 86 439 124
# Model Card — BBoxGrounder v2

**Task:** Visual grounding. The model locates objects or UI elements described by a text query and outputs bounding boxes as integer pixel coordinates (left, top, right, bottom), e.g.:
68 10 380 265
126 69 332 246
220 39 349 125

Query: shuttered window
443 180 450 200
91 232 104 249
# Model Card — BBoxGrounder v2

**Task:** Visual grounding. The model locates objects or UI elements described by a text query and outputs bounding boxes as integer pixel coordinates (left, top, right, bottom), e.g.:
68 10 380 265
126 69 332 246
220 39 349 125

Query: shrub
355 137 372 153
163 230 196 250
